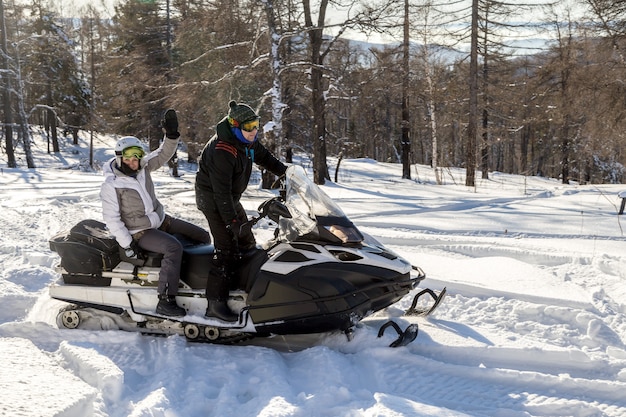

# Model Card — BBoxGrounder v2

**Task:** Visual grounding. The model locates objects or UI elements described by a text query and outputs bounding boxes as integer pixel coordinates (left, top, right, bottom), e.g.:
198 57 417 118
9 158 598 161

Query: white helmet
115 136 145 166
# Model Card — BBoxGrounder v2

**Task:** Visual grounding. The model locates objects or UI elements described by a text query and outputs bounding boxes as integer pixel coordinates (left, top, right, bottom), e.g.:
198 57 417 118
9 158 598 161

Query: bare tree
467 0 479 187
544 5 580 184
410 0 445 184
301 0 399 184
401 0 411 179
302 0 331 184
585 0 626 63
1 1 35 168
0 0 15 168
260 0 291 188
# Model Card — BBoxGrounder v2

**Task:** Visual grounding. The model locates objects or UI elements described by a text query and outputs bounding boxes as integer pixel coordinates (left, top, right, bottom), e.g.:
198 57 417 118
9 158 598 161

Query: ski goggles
122 146 145 160
240 118 260 132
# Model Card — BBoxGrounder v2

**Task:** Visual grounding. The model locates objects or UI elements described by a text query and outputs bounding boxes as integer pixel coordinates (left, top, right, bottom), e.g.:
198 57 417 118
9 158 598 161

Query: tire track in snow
361 231 626 416
359 341 626 416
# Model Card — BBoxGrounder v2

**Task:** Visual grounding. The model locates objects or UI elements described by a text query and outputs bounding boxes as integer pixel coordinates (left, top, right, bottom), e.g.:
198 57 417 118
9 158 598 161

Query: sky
1 129 626 416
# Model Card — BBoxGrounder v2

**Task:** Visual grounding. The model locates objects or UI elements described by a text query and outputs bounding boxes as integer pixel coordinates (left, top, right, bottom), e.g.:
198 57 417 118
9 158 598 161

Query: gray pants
135 215 211 296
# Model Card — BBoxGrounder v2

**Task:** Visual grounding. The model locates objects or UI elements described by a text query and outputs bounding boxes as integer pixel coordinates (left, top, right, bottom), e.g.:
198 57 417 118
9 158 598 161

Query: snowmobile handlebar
238 197 292 238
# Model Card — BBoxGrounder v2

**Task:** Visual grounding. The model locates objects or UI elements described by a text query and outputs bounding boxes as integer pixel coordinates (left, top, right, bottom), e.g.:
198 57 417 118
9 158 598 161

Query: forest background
1 0 625 187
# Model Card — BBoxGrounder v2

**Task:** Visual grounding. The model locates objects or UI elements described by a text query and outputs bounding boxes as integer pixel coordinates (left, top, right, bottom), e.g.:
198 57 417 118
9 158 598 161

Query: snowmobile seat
233 248 269 292
140 251 164 267
180 243 215 289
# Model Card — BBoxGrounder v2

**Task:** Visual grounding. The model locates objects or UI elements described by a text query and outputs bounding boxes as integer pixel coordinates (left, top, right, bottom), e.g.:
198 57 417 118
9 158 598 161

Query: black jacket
196 117 287 223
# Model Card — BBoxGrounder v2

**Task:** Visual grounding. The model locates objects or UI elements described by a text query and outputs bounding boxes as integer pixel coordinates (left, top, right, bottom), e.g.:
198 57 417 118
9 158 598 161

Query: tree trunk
334 152 343 183
561 117 570 184
47 80 60 153
401 0 411 179
423 51 441 184
480 52 489 179
311 63 328 185
466 0 479 187
0 0 15 168
262 0 285 189
481 107 489 178
304 0 329 185
557 22 573 185
165 0 178 177
520 124 529 174
13 95 34 167
480 7 489 180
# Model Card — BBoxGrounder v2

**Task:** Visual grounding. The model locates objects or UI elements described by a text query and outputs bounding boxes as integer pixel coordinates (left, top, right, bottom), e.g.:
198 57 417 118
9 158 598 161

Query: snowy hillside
1 131 626 416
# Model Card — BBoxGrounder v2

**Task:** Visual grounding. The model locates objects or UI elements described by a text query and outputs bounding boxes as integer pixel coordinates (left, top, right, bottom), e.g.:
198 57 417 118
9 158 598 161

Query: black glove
161 108 180 139
226 219 242 240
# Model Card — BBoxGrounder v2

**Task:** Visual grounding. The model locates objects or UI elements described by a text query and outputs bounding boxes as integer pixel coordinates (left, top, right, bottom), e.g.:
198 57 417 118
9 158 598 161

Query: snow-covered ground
1 131 626 416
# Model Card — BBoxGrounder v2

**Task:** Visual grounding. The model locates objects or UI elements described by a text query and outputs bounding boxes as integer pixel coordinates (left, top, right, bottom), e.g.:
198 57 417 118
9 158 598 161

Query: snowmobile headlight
326 225 363 244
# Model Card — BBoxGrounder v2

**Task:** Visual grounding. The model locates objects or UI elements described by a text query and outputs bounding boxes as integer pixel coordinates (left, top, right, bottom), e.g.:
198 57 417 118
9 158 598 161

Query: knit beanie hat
227 100 258 127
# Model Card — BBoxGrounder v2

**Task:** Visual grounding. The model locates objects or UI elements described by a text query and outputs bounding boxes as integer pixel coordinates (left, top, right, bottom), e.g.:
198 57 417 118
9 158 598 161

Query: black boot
204 252 238 322
156 294 186 317
205 300 238 322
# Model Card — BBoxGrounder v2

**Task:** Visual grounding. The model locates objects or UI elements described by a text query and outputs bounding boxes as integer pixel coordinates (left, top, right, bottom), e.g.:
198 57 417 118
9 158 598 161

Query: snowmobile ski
377 321 419 348
405 287 447 317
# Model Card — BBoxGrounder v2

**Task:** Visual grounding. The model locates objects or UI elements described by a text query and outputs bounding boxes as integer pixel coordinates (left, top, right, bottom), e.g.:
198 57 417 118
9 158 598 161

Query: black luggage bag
49 219 120 285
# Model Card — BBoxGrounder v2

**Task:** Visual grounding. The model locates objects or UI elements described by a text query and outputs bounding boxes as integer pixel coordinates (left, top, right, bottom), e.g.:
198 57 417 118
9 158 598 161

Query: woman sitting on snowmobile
100 109 211 317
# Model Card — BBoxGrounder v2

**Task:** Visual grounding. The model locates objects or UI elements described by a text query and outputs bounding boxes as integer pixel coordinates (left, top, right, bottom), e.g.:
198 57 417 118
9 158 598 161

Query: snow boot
156 294 186 317
205 300 238 322
204 253 238 322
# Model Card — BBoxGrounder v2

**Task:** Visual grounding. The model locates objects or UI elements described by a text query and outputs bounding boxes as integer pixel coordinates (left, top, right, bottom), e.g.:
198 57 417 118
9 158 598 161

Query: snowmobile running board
125 290 251 330
405 287 447 317
125 290 259 344
126 290 255 344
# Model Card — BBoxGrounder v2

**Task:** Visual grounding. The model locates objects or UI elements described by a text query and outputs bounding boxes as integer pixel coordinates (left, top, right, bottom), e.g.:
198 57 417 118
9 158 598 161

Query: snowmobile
48 165 445 347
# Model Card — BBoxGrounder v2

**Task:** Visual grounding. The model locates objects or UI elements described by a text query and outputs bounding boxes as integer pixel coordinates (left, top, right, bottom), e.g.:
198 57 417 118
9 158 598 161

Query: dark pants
196 191 256 300
135 215 211 296
195 192 255 254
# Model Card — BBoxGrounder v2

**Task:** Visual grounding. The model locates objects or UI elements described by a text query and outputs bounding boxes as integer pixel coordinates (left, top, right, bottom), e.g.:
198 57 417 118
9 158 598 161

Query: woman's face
121 146 144 171
122 156 141 170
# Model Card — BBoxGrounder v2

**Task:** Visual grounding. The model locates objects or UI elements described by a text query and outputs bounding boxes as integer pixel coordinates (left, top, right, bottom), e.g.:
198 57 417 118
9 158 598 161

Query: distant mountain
344 34 551 64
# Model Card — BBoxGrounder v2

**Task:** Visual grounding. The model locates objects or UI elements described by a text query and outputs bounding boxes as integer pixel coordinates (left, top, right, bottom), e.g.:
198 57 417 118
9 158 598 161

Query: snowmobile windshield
278 166 364 245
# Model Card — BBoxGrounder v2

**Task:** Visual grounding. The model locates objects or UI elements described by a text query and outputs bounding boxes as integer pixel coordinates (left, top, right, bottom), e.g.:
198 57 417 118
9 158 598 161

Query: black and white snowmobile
48 165 445 347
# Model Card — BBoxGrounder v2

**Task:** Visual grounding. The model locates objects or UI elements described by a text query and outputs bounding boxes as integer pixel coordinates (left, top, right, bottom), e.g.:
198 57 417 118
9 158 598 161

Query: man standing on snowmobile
100 109 212 317
196 101 287 322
